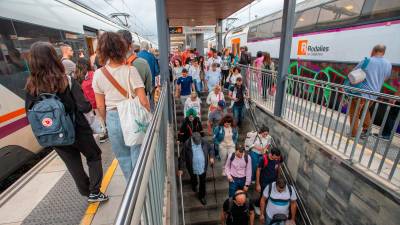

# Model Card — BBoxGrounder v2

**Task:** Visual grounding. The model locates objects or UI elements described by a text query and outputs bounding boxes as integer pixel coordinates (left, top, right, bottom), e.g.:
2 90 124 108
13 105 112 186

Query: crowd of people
24 30 160 203
23 25 395 225
175 47 297 225
174 43 395 225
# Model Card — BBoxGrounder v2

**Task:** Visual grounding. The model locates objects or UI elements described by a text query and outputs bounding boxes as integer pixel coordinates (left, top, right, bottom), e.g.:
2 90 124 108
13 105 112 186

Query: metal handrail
239 64 399 101
172 82 186 225
247 100 312 225
286 74 400 101
241 63 400 186
114 82 167 225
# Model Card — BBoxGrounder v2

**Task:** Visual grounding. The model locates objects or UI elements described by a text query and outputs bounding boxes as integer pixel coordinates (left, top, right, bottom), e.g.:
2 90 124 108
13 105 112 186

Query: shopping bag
101 66 152 146
117 96 152 146
84 111 104 134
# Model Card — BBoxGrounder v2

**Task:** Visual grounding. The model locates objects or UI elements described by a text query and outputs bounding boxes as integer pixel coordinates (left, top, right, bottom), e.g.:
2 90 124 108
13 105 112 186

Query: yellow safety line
80 159 119 225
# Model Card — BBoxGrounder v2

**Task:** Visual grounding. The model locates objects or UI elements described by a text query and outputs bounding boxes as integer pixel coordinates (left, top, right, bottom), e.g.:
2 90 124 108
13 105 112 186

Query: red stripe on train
0 117 29 139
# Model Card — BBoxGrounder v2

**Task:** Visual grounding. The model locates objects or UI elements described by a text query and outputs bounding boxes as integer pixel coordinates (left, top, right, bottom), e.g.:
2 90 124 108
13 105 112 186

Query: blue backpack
27 93 75 147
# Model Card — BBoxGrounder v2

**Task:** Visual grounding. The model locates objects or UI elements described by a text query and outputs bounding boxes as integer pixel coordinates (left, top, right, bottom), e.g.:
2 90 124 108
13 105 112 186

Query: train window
318 0 364 24
294 7 320 29
0 18 29 98
13 21 64 55
247 25 258 41
257 22 273 39
366 0 400 15
271 18 282 37
61 31 86 61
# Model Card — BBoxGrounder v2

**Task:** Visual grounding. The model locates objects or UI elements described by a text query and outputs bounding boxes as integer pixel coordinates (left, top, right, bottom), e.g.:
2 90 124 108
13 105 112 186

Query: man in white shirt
260 178 297 225
207 49 222 71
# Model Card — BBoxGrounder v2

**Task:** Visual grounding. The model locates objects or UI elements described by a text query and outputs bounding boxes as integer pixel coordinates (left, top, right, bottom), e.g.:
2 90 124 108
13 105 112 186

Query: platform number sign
169 27 183 34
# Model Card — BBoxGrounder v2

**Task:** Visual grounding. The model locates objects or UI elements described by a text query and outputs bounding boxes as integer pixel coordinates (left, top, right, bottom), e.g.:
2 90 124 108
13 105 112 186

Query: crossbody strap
126 55 137 65
101 67 128 98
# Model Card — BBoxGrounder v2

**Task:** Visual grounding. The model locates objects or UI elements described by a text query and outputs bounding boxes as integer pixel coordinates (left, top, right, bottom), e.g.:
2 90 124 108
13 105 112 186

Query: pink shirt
224 154 252 185
254 56 264 69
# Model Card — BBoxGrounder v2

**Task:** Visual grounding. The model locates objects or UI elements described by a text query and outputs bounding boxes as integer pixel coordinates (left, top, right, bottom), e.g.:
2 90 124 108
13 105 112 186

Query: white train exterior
226 0 400 67
0 0 155 181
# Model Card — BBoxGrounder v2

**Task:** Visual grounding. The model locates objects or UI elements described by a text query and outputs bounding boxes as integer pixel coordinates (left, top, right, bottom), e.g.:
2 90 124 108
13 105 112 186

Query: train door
83 26 98 57
231 38 240 56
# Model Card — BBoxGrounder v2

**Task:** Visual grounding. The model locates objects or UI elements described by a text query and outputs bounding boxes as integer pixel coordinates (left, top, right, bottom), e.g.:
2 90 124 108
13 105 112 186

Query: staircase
174 91 248 225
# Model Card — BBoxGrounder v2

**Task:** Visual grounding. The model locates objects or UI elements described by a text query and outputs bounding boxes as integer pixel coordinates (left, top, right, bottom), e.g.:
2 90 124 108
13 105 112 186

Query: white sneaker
254 206 260 216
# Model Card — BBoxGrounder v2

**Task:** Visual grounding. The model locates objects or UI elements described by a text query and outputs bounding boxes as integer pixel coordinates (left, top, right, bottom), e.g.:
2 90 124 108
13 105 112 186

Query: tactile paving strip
22 142 114 225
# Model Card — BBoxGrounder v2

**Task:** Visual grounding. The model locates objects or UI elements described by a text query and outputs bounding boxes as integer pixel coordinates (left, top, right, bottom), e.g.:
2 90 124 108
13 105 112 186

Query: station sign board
183 26 215 34
169 27 183 34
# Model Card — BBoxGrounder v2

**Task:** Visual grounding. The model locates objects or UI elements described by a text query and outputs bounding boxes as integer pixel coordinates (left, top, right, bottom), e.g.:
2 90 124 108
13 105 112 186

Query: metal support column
156 0 169 84
195 33 204 56
216 19 223 51
274 0 296 117
155 0 173 123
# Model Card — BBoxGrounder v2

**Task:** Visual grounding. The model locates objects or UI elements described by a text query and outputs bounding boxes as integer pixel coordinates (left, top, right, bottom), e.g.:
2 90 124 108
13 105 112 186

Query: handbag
348 57 369 85
101 67 152 146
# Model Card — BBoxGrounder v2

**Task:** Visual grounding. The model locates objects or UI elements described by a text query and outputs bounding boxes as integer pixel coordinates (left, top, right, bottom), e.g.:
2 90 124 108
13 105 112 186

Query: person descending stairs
175 90 248 225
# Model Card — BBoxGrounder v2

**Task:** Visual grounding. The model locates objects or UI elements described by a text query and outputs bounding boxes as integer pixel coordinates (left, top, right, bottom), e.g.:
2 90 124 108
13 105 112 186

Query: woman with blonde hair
184 91 202 117
206 84 225 116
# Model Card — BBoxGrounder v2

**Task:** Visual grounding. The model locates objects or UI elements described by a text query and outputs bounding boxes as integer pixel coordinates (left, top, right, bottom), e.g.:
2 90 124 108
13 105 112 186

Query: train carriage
225 0 400 95
0 0 155 181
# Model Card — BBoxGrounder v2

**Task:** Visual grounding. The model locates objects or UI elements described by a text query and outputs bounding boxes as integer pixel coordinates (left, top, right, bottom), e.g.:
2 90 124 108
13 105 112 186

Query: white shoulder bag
101 67 152 146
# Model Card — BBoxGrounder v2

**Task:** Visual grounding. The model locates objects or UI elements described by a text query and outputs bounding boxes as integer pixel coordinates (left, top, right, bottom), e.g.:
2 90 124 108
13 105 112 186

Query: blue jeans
106 111 141 180
249 151 262 181
233 104 245 126
229 177 246 197
194 79 202 93
265 216 284 225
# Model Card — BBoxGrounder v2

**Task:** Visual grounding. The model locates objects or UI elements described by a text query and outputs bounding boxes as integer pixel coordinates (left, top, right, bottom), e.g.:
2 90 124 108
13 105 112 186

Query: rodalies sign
297 40 330 57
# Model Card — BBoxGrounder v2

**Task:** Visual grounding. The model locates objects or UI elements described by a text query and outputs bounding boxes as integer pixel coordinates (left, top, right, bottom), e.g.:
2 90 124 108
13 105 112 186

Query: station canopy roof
167 0 254 26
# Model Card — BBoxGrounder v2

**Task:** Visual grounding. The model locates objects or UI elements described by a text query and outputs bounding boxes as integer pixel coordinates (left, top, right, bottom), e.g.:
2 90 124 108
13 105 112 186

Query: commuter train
224 0 400 94
0 0 155 181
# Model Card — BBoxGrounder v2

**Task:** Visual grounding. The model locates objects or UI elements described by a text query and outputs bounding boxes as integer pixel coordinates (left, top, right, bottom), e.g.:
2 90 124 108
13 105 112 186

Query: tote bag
101 67 152 146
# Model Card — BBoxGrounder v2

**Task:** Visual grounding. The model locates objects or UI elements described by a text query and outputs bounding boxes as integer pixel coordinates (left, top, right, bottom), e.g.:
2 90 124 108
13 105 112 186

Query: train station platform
0 137 115 225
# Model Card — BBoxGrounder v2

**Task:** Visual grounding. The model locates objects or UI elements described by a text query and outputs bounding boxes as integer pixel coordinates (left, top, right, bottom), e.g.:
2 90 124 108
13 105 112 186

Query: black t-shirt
223 198 254 225
230 85 245 106
258 156 282 187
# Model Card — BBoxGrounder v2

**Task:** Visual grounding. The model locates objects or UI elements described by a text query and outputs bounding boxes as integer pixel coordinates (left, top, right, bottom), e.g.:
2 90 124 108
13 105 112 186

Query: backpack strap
101 67 128 98
361 57 370 70
245 198 250 214
229 153 236 165
268 183 273 198
288 185 293 198
244 152 248 165
227 198 234 219
126 55 137 65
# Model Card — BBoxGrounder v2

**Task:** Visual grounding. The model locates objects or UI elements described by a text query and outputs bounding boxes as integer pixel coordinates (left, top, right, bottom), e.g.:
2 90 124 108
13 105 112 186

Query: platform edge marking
80 158 119 225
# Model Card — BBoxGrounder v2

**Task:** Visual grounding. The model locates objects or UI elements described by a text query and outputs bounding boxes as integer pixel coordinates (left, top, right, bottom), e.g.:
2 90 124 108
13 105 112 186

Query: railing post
274 0 296 117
